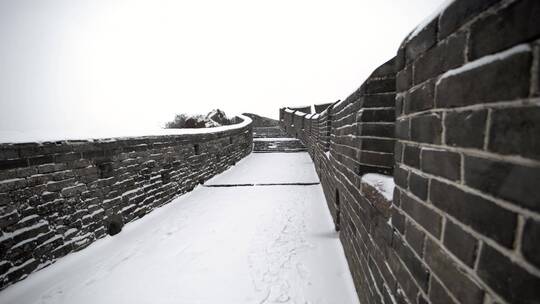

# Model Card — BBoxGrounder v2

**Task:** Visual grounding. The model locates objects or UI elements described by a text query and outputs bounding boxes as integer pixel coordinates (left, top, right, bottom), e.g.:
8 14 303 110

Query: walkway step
253 138 306 153
253 126 290 138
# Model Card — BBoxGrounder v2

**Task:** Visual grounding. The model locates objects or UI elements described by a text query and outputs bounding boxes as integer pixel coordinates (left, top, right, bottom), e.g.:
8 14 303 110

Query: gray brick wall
0 121 252 289
281 0 540 303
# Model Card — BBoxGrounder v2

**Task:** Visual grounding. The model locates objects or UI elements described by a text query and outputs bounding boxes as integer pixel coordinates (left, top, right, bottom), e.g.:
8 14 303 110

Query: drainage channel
204 182 320 187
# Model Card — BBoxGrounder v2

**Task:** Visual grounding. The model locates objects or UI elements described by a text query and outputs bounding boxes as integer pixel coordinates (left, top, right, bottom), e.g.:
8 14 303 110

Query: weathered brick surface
0 119 252 289
393 1 540 303
280 1 540 303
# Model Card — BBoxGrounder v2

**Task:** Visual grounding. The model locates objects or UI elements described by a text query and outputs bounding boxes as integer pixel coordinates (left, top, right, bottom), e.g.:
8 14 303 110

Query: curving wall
0 117 252 289
280 0 540 303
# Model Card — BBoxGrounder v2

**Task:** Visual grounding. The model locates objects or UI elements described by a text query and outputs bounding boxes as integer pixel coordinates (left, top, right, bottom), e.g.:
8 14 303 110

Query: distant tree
165 114 188 128
164 109 235 129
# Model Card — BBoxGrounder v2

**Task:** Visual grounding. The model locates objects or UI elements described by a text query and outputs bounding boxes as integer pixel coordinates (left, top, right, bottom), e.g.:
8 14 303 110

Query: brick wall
0 118 252 289
280 0 540 303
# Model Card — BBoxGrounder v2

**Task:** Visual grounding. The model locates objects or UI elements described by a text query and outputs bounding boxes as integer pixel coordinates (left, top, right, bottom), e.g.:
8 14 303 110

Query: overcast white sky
0 0 446 136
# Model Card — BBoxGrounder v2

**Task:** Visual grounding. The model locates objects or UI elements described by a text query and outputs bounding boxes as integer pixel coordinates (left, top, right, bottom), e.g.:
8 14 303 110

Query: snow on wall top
437 43 531 83
0 115 252 144
361 173 395 201
405 0 455 42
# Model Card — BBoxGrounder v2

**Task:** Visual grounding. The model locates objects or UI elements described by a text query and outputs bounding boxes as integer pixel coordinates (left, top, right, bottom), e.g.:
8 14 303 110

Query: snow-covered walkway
0 153 359 304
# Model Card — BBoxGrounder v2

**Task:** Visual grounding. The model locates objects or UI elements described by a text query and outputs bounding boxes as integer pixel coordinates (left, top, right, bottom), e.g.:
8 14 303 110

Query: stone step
253 138 306 153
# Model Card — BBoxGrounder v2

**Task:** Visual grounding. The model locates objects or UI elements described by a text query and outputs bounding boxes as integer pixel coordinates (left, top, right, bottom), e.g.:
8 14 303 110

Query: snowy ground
0 152 359 304
207 153 318 185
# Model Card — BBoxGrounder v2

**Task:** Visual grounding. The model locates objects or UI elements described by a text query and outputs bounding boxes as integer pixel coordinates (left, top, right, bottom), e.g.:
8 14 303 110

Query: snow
332 99 344 109
0 152 359 304
284 108 295 114
437 44 532 83
325 151 330 158
406 0 454 42
253 138 300 142
0 115 252 144
206 152 320 185
361 173 395 201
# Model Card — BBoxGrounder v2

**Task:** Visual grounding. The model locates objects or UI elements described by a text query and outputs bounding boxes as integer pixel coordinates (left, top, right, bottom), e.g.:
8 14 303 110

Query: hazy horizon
0 0 447 136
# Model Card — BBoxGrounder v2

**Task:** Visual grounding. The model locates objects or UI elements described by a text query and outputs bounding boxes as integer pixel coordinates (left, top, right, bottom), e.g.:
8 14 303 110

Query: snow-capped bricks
280 1 540 303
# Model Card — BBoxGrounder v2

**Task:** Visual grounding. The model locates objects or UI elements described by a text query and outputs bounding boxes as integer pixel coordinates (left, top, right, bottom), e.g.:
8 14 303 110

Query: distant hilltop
242 113 278 127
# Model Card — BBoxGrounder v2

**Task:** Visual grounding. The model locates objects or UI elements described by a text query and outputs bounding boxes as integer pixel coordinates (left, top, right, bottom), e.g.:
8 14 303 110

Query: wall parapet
280 1 540 303
0 116 253 289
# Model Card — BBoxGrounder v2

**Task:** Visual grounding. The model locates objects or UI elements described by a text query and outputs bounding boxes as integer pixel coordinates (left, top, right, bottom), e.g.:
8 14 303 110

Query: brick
404 80 434 114
401 193 441 238
396 46 406 71
358 151 393 168
522 218 540 268
394 142 403 164
16 144 44 157
37 163 67 174
357 123 394 138
370 57 396 78
396 65 412 92
358 109 395 123
361 94 395 108
393 235 429 291
421 149 461 181
0 159 27 170
366 78 396 94
464 156 540 212
396 95 404 116
396 118 410 140
28 155 54 166
361 138 395 153
0 178 27 192
430 179 516 247
436 47 532 108
409 172 428 201
54 152 81 163
0 210 19 229
406 18 438 63
46 178 76 192
429 276 458 304
403 145 420 168
394 166 409 189
470 0 540 59
13 221 50 244
0 147 19 160
438 0 501 40
414 32 466 84
391 207 406 235
488 106 540 160
410 113 442 144
61 184 87 198
424 238 484 304
389 251 419 303
444 110 487 149
443 220 478 267
0 193 9 205
6 258 39 282
405 220 425 256
477 244 540 303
